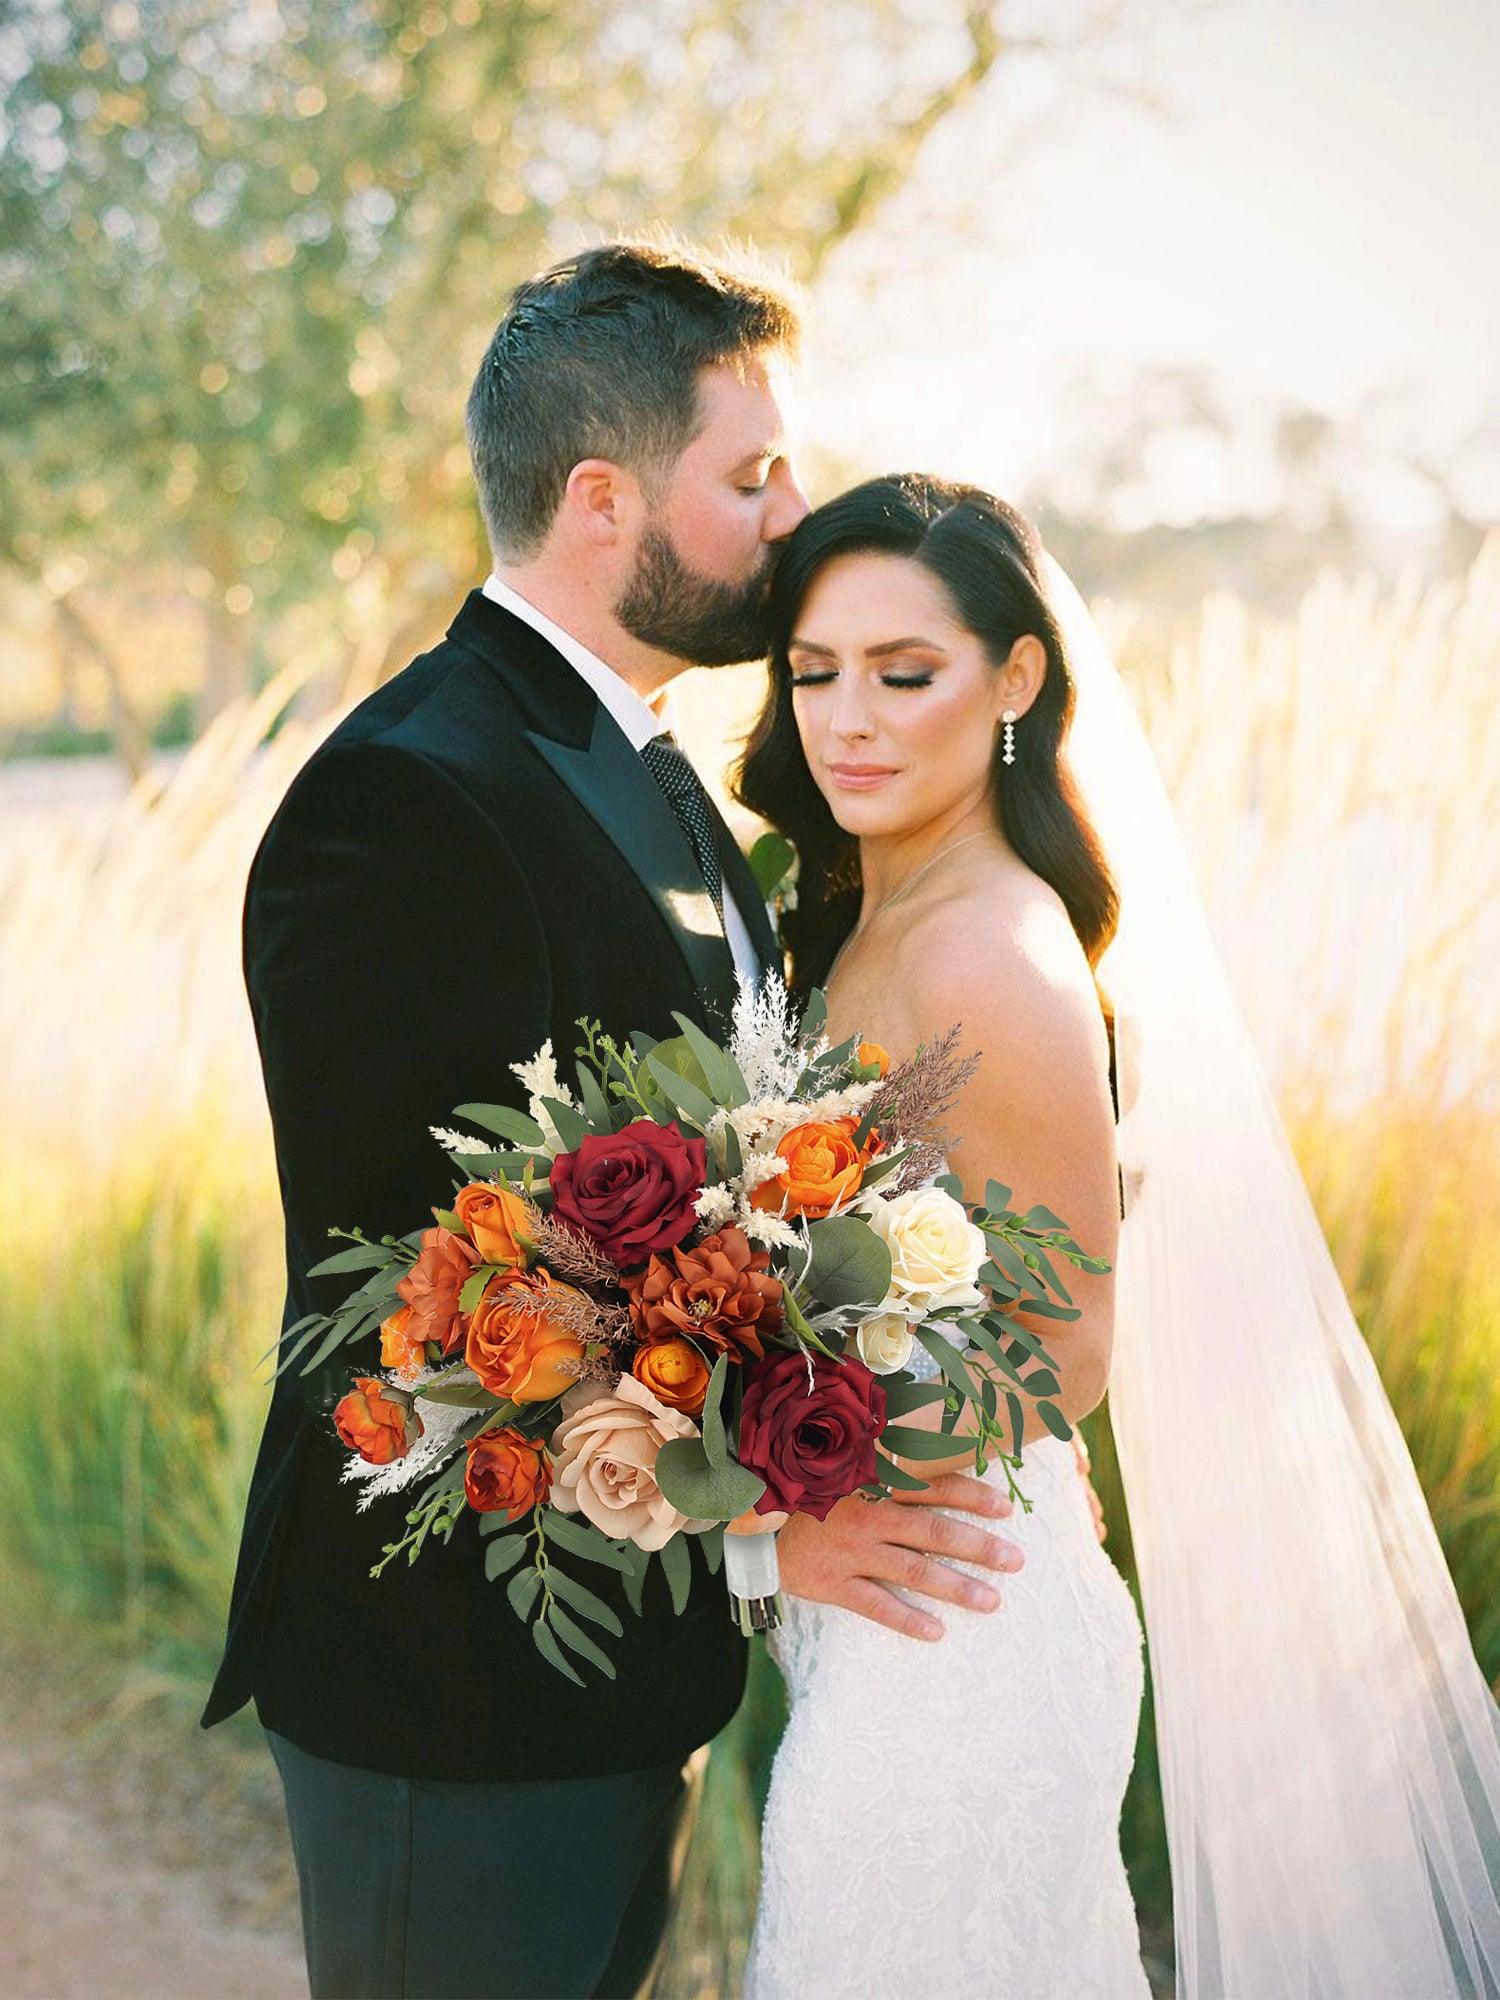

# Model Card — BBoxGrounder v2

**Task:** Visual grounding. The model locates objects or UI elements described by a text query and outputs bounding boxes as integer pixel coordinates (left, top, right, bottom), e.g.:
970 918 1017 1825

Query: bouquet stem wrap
725 1530 784 1636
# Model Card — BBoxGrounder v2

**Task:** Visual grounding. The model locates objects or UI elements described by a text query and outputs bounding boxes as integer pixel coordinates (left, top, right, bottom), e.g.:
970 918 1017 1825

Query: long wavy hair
734 473 1120 1032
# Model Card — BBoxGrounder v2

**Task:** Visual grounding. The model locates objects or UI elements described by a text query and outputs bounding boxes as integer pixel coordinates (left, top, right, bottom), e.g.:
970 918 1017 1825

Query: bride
731 475 1500 1998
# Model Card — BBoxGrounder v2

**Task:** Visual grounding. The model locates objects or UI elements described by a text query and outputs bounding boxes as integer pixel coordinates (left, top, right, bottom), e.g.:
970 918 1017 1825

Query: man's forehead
694 351 800 452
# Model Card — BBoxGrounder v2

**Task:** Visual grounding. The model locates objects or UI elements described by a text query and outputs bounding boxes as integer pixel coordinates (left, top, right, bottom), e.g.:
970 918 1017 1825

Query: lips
828 763 900 790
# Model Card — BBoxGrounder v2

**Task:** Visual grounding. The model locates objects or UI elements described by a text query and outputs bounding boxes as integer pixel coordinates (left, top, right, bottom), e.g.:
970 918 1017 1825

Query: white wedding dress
745 1344 1153 2000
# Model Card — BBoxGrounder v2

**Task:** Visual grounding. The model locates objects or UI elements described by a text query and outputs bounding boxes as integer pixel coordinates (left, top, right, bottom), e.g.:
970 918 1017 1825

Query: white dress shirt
481 573 759 988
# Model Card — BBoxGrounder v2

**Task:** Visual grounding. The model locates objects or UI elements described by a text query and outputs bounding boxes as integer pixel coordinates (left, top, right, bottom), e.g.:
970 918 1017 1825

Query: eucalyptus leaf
308 1242 392 1277
547 1568 625 1636
914 1325 985 1405
542 1513 634 1572
417 1379 504 1409
747 829 795 899
701 1356 730 1472
658 1532 693 1615
879 1378 948 1419
700 1525 725 1575
643 1050 718 1131
804 1216 892 1310
1005 1390 1025 1459
548 1605 618 1680
452 1103 547 1149
873 1450 929 1492
1020 1368 1061 1399
541 1097 589 1151
984 1180 1014 1214
619 1545 647 1617
1035 1400 1074 1441
1021 1203 1068 1231
671 1011 749 1108
574 1061 615 1131
506 1565 542 1620
935 1174 964 1203
654 1436 765 1523
459 1266 495 1314
484 1536 527 1580
880 1424 972 1460
532 1617 585 1686
800 987 828 1044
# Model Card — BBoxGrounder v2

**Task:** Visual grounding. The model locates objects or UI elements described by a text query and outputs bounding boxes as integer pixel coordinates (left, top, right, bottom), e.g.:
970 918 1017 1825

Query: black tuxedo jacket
200 592 781 1782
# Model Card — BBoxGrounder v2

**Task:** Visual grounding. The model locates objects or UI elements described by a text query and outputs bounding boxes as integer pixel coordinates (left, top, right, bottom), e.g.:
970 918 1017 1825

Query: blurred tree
1 0 1110 739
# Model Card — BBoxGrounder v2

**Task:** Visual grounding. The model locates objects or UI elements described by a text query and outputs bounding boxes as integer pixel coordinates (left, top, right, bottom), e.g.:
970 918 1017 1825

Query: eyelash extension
788 670 934 690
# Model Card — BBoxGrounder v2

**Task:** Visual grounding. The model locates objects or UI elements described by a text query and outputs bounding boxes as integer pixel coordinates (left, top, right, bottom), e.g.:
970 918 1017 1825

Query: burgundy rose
549 1119 706 1268
738 1350 887 1520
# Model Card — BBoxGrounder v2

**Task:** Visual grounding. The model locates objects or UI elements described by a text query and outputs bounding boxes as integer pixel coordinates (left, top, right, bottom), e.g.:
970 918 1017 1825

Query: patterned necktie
640 731 725 927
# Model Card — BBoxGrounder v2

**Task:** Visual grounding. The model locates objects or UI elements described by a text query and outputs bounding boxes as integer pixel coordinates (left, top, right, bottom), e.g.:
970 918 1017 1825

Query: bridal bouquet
271 978 1104 1683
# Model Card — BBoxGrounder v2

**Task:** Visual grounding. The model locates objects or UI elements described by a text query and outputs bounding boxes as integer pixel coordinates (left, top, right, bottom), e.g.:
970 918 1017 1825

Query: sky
801 0 1500 521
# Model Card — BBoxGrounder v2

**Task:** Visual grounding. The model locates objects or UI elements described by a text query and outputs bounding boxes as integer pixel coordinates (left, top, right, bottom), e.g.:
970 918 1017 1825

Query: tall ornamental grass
1 547 1495 1993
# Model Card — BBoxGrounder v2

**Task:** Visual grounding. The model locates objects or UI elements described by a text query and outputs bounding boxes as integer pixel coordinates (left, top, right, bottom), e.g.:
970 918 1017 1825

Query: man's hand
778 1477 1024 1642
1074 1433 1107 1544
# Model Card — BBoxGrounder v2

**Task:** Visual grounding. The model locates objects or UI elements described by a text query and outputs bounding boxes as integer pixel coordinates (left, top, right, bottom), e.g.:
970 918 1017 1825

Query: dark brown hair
465 239 801 558
734 473 1119 1019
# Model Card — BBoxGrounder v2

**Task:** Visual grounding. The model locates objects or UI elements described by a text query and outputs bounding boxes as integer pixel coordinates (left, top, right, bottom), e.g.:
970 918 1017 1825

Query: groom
202 240 1051 1998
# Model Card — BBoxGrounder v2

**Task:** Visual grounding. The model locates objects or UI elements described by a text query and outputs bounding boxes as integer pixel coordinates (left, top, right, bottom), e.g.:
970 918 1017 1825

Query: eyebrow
788 636 947 659
731 443 783 474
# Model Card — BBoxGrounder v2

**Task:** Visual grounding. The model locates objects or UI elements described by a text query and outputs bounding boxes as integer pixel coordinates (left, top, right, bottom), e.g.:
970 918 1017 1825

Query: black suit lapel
526 709 738 1008
448 591 750 1012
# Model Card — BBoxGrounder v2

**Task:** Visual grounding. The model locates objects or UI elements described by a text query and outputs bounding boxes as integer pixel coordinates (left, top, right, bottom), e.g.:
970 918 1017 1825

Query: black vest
200 593 780 1782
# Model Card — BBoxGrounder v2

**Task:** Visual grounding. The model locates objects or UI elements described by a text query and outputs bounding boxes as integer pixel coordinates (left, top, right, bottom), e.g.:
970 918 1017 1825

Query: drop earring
1002 708 1018 767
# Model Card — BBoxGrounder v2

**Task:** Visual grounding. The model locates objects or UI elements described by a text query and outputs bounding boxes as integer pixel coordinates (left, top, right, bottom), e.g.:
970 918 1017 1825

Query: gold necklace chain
826 830 993 986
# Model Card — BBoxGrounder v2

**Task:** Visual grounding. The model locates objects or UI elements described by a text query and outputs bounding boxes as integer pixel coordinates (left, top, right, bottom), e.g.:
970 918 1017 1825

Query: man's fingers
887 1509 1024 1574
840 1578 944 1642
869 1545 1002 1613
890 1472 1014 1518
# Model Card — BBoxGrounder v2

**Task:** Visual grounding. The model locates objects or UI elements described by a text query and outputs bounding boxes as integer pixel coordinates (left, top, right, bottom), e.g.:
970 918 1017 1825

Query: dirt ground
0 1641 304 2000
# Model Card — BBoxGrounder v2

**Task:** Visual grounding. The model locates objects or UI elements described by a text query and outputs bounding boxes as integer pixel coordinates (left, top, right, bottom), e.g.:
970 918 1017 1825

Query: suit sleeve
244 739 551 1410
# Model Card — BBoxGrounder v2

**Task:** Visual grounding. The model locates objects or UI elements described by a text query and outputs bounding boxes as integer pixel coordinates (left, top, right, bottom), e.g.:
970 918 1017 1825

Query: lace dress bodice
745 1306 1150 1999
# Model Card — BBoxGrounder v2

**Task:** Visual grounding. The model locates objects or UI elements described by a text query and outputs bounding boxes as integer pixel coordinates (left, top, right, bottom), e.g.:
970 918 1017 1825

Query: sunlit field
2 545 1497 1991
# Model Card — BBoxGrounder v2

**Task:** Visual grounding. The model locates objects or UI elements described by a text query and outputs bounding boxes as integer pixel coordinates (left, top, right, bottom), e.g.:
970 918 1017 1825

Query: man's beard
615 520 775 666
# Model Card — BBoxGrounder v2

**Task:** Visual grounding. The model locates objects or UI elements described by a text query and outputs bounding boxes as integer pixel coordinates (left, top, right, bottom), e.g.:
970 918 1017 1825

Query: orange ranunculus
379 1304 427 1382
750 1116 880 1220
333 1376 423 1465
464 1426 551 1519
466 1266 586 1404
632 1335 712 1416
856 1041 890 1079
396 1226 482 1355
624 1226 782 1363
453 1182 534 1268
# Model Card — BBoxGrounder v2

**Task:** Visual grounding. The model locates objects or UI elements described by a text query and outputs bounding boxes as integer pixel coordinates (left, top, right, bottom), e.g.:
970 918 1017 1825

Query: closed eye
788 669 934 690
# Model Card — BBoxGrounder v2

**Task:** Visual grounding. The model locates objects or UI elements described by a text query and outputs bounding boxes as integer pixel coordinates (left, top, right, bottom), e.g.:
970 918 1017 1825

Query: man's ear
562 459 640 548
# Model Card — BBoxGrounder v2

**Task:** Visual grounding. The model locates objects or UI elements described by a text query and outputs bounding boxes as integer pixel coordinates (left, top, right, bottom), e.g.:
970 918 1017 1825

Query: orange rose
333 1376 423 1465
453 1182 534 1268
378 1304 427 1382
856 1041 890 1079
466 1267 586 1403
396 1226 482 1355
750 1116 880 1220
632 1336 712 1416
464 1426 551 1519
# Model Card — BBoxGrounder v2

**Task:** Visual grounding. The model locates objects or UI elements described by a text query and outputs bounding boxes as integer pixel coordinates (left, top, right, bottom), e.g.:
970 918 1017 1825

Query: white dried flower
741 1206 804 1252
429 1124 497 1157
693 1183 737 1227
729 973 805 1100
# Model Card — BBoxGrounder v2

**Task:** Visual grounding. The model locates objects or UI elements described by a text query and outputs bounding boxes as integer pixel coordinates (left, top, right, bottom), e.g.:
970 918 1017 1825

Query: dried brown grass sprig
524 1210 623 1290
867 1025 982 1147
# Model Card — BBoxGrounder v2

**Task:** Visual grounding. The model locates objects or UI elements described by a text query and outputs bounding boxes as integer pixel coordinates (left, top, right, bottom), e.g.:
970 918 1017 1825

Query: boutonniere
747 831 799 950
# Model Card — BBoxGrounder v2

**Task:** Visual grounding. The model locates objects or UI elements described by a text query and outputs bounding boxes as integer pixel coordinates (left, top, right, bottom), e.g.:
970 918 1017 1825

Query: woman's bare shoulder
888 864 1104 1056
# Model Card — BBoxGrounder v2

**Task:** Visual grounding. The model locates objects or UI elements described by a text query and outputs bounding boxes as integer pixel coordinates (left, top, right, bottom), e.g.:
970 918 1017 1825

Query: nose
829 675 876 743
763 463 812 543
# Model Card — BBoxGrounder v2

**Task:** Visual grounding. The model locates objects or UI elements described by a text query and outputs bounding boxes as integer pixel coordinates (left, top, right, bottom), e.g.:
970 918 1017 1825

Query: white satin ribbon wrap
1047 554 1500 1997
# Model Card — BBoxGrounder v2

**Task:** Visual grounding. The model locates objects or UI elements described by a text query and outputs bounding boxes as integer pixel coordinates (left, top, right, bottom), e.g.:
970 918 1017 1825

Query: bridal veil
1047 554 1500 1997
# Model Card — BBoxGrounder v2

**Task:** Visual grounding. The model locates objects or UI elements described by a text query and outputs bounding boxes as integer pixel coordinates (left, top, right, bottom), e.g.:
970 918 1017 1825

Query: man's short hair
465 239 802 559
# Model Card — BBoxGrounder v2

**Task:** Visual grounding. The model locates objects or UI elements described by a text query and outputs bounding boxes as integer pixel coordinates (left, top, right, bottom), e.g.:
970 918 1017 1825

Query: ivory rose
453 1181 534 1268
466 1267 586 1403
866 1186 987 1317
854 1311 915 1376
549 1377 713 1551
